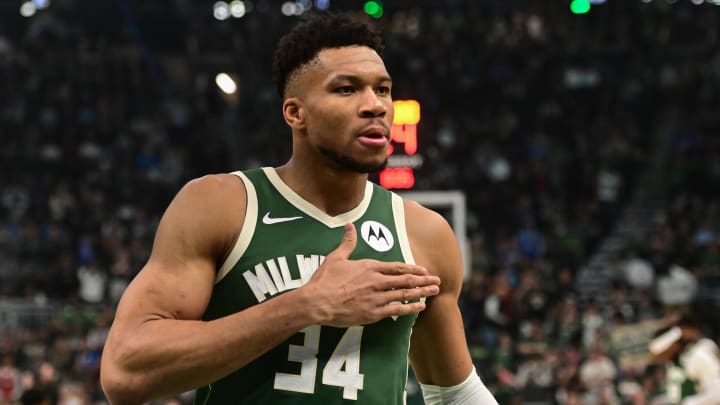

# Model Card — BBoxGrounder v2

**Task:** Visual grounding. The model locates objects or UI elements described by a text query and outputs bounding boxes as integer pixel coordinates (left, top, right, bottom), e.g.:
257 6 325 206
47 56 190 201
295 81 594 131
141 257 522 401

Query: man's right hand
301 223 441 327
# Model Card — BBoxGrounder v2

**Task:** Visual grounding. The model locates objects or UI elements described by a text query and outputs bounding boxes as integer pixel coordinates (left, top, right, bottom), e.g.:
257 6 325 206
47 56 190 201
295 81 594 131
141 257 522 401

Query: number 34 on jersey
275 325 365 400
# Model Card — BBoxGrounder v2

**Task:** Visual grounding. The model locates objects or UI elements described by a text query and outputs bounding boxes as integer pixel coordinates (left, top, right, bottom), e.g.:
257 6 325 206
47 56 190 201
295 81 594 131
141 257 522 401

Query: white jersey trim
216 171 258 284
392 193 416 266
392 191 420 402
262 167 374 229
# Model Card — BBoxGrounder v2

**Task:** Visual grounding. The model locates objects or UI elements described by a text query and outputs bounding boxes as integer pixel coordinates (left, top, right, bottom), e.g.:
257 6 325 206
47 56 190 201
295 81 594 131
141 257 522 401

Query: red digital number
379 168 415 189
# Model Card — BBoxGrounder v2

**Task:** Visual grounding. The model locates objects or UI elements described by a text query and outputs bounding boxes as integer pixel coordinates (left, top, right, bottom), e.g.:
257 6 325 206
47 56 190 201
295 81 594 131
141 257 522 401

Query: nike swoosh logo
262 212 303 224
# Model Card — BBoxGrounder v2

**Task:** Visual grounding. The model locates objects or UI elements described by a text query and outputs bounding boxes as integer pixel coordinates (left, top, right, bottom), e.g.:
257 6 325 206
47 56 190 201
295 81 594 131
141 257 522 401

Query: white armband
420 367 498 405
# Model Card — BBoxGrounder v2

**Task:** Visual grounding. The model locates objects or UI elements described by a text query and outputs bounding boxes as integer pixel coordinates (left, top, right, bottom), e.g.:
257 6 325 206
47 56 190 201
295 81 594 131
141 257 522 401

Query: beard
318 145 388 174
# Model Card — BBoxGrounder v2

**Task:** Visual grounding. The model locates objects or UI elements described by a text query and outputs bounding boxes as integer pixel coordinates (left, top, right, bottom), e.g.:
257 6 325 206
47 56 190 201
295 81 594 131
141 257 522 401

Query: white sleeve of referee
420 367 499 405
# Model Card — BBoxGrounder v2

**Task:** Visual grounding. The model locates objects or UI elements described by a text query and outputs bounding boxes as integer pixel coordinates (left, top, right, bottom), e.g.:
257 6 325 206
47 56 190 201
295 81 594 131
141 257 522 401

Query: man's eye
336 86 355 94
376 86 391 95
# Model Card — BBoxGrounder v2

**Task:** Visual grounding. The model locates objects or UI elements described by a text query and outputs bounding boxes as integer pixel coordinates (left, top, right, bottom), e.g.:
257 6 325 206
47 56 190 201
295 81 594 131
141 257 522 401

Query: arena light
281 1 296 16
363 1 383 19
230 0 246 17
213 1 230 20
20 1 36 17
32 0 50 9
315 0 330 10
215 73 237 95
691 0 703 4
570 0 591 14
294 1 306 15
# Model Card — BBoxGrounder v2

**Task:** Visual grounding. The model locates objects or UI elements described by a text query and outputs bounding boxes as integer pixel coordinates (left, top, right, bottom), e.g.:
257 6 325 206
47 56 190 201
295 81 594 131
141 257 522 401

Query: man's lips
358 126 390 140
357 126 390 147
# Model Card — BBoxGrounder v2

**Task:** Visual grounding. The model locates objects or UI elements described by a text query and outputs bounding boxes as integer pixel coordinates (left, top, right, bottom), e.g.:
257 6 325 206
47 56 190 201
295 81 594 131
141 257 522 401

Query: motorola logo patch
360 221 394 252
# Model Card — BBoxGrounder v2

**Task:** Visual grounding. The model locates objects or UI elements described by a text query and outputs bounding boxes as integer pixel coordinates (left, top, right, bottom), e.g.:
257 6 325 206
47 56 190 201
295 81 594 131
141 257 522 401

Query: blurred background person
647 315 720 405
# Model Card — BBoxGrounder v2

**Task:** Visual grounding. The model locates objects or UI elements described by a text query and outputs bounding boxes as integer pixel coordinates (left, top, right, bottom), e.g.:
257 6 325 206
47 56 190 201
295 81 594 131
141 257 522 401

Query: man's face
288 46 394 173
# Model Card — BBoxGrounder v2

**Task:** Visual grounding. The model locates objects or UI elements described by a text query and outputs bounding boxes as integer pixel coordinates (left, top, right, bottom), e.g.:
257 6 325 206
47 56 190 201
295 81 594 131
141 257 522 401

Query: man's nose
358 89 388 118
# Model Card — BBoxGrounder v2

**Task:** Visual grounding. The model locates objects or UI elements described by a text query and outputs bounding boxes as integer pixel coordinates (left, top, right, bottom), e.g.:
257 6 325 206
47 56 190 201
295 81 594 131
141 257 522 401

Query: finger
327 223 357 260
377 274 441 291
376 285 440 304
373 263 430 276
375 301 427 319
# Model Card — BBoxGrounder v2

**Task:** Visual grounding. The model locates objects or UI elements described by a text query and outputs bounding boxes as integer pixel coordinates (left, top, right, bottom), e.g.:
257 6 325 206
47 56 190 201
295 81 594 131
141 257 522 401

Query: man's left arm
404 200 498 404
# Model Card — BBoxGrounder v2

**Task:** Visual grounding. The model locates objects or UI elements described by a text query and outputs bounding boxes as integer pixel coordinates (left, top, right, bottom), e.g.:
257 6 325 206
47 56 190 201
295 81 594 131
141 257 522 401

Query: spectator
514 351 557 404
656 264 698 314
76 261 106 305
579 344 620 405
0 354 22 403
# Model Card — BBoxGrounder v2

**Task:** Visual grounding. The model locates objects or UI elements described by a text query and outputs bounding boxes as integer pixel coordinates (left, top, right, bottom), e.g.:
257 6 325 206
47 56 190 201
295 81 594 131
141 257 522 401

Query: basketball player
100 13 497 404
648 316 720 405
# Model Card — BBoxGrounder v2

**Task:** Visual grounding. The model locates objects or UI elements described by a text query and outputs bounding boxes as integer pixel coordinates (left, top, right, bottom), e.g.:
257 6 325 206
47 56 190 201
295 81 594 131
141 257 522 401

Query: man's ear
283 98 305 130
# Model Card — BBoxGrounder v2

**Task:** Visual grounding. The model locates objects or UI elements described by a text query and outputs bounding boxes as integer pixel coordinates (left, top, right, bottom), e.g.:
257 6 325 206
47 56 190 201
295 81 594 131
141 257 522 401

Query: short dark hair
676 314 700 330
272 13 384 98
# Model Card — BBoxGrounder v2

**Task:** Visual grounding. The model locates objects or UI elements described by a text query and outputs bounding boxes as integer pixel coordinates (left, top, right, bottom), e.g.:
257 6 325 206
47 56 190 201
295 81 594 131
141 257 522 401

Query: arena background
1 0 719 403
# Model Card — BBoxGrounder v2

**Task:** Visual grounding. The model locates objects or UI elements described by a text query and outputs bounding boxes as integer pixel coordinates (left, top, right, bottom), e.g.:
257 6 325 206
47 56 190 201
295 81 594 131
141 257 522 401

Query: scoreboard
379 100 423 189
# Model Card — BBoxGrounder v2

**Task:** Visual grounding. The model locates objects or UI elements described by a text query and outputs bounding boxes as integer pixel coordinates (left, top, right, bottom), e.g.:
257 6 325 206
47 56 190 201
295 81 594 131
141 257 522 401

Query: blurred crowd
0 1 718 404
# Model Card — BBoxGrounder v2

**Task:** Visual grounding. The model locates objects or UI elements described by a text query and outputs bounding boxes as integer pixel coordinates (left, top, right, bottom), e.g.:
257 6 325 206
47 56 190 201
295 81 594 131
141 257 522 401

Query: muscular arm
406 201 473 385
406 200 498 404
100 175 319 404
100 175 440 405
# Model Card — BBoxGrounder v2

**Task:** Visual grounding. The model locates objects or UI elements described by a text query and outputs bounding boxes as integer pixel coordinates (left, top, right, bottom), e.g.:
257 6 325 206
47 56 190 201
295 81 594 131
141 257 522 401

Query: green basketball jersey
666 361 697 402
194 167 419 405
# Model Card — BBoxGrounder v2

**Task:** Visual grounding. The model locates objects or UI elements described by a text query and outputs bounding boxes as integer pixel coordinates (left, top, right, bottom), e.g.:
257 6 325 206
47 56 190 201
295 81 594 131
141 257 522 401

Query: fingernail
429 286 440 294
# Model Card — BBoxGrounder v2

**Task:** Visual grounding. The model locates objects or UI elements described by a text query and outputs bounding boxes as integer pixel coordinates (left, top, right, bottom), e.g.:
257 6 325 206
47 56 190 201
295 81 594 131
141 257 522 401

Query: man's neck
274 161 369 217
